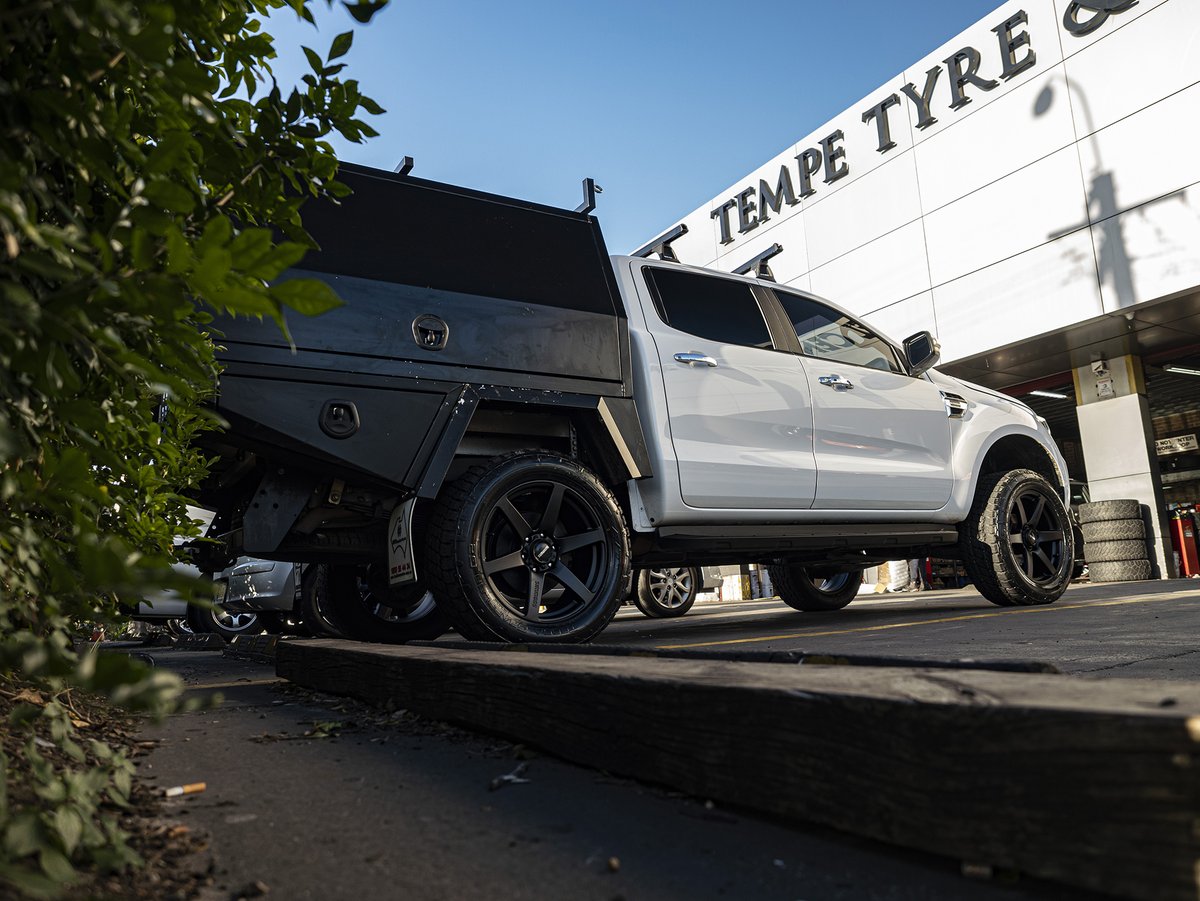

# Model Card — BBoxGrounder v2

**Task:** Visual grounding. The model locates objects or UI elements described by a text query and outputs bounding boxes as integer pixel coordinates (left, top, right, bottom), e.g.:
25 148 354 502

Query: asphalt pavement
128 578 1200 900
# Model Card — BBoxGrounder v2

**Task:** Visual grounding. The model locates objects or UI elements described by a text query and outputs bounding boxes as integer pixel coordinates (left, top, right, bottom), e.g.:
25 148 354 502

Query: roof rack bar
575 177 603 215
632 223 688 262
394 156 415 175
733 243 783 281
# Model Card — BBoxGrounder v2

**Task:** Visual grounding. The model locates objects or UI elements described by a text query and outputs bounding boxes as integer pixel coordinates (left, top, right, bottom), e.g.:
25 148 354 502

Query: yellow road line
656 591 1198 650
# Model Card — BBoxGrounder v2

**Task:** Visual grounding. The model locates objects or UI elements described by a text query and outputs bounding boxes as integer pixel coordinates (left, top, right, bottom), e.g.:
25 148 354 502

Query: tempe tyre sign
710 3 1140 248
1063 0 1139 36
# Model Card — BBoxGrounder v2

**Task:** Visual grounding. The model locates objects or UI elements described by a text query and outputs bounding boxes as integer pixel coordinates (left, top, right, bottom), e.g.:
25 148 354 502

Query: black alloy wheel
768 564 861 611
961 469 1074 607
425 452 629 643
634 566 699 618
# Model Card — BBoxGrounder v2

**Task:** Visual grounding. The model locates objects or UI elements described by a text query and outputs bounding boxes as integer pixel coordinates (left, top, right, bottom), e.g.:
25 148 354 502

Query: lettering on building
708 5 1130 249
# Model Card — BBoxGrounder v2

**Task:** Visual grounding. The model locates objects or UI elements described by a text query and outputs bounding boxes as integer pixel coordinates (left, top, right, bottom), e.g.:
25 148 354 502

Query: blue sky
265 0 1004 254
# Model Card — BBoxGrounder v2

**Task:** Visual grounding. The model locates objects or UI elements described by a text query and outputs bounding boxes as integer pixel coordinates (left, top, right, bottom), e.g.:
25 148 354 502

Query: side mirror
903 331 941 376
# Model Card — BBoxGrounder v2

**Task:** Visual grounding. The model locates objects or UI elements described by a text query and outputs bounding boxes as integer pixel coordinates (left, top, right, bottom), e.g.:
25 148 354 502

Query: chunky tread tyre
325 564 450 644
1078 499 1141 524
633 567 699 618
960 469 1074 607
1089 559 1153 583
1080 518 1145 543
298 564 344 638
1084 539 1149 563
767 565 861 612
423 452 630 643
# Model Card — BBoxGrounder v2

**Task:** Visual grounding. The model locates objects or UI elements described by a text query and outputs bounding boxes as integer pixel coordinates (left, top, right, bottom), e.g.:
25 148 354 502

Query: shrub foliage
0 0 387 893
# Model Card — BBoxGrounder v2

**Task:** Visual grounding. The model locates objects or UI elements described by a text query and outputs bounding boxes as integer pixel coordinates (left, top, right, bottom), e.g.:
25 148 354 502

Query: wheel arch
964 430 1068 510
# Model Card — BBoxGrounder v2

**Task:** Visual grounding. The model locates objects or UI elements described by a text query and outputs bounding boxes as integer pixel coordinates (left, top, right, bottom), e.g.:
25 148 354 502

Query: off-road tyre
424 452 630 643
960 469 1074 607
767 565 861 612
1080 518 1146 543
325 564 450 644
1084 539 1149 563
1078 499 1141 524
1088 559 1153 583
633 567 700 618
298 564 344 638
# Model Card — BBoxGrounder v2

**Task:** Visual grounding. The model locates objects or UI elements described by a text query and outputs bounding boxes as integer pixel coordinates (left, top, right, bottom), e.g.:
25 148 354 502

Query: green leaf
328 30 354 61
38 847 75 884
302 46 323 74
143 178 196 214
52 807 84 856
343 0 388 23
3 812 42 857
270 278 343 315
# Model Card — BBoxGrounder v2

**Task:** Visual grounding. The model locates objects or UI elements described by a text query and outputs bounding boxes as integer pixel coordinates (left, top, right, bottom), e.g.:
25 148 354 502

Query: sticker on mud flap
388 498 418 587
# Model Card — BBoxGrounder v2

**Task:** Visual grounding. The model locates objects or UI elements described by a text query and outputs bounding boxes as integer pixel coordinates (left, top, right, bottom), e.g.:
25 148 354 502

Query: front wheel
424 452 630 643
768 565 861 611
960 469 1074 607
633 567 699 618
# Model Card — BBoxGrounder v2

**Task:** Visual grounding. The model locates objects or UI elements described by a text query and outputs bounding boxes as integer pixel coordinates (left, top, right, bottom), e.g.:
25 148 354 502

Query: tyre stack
1078 499 1152 583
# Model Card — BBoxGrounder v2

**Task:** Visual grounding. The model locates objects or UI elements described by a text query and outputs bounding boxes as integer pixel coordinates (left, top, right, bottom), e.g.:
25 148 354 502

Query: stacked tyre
1078 500 1152 583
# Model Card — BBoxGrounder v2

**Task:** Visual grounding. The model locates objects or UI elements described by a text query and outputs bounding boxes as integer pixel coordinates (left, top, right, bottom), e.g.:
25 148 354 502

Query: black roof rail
632 223 688 262
575 177 602 215
733 243 783 281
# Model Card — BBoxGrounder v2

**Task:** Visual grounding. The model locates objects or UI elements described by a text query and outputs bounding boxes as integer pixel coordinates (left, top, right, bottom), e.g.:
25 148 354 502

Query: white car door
769 288 953 511
635 264 817 510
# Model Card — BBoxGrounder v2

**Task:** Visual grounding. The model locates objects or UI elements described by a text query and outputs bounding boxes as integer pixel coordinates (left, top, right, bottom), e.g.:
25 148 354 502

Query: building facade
647 0 1200 578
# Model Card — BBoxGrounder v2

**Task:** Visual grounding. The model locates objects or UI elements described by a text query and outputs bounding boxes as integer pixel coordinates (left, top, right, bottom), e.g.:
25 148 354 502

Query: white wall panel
807 220 931 317
914 63 1077 213
1062 0 1200 137
932 230 1103 362
1075 82 1200 221
802 152 923 271
1093 185 1200 312
1051 0 1172 60
855 291 938 349
923 145 1089 287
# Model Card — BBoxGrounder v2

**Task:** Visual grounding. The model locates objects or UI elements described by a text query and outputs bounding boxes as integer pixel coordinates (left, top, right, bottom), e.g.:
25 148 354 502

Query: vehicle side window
645 267 774 349
773 291 904 374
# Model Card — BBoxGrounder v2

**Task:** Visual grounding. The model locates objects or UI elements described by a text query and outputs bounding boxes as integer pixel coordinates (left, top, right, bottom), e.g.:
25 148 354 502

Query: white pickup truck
191 163 1074 644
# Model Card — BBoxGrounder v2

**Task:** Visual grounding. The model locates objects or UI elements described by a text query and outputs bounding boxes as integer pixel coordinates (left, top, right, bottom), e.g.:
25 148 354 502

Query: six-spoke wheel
424 452 630 642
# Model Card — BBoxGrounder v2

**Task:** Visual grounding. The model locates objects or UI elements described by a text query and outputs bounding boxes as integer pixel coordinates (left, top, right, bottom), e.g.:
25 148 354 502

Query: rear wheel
961 469 1074 607
633 567 699 618
298 564 344 638
425 452 630 643
768 565 861 612
324 564 450 644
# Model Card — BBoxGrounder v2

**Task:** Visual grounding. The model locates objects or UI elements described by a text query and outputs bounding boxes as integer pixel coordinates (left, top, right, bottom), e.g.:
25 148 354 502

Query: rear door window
645 267 774 349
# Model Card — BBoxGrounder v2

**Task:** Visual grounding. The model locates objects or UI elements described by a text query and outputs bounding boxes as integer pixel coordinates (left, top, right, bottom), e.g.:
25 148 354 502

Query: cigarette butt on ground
164 782 207 798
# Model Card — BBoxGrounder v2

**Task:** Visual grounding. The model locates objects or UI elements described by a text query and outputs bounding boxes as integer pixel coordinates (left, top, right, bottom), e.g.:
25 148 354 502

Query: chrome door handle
818 374 854 390
674 352 718 368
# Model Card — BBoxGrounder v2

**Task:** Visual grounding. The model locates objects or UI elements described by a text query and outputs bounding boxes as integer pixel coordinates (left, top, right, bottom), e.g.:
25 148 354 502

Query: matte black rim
646 568 695 609
1006 486 1068 587
478 479 609 623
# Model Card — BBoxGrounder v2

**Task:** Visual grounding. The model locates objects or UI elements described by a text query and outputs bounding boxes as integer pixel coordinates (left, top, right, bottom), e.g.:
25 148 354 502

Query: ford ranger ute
191 163 1075 644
